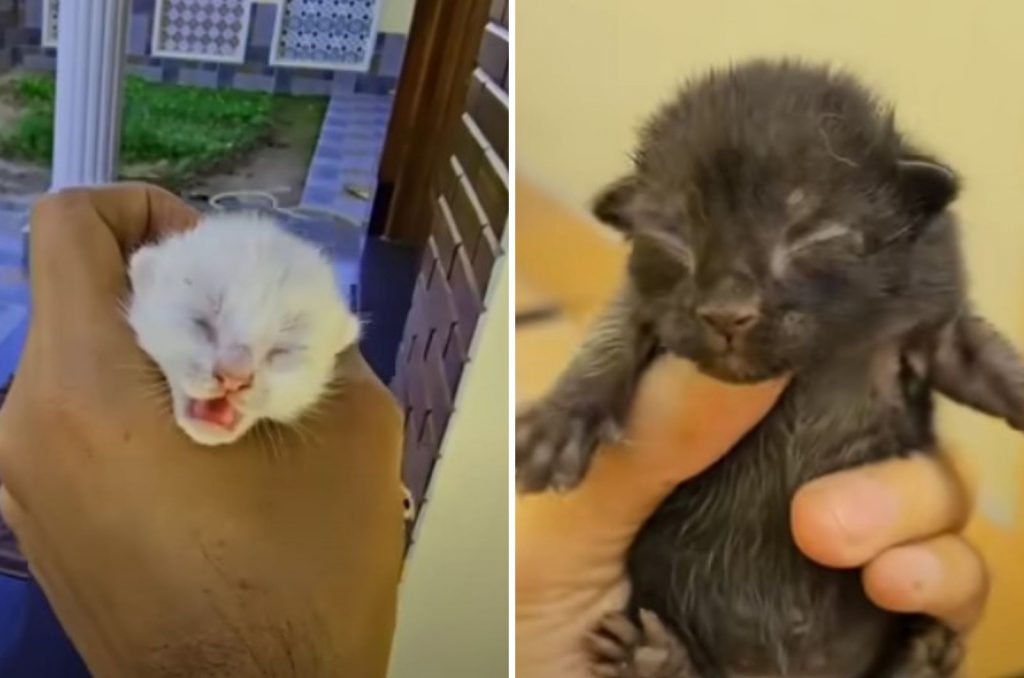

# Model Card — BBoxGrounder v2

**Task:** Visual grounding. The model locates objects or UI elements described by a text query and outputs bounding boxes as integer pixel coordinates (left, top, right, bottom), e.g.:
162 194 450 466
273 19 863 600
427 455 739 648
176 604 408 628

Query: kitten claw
891 623 962 678
588 610 696 678
515 402 624 493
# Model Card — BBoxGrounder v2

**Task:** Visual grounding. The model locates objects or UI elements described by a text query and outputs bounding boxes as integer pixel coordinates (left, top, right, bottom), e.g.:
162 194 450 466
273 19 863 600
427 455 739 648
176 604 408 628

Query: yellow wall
379 0 416 34
518 2 1024 675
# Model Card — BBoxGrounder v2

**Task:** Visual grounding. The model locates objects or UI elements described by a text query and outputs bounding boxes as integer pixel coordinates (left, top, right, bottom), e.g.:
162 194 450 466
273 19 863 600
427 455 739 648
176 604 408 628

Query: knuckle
31 188 89 226
29 189 93 250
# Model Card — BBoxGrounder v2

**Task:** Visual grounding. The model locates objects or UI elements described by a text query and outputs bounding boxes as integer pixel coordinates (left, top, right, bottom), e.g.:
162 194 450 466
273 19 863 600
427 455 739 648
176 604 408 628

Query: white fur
126 212 360 445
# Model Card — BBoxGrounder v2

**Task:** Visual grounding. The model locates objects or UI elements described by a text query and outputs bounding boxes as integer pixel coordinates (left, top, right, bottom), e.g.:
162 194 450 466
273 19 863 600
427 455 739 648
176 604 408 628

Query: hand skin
516 356 987 678
0 184 405 678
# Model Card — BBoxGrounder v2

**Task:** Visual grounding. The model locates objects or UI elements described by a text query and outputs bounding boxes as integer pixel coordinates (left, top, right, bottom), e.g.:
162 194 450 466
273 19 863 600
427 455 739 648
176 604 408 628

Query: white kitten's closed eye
126 212 360 447
193 317 216 341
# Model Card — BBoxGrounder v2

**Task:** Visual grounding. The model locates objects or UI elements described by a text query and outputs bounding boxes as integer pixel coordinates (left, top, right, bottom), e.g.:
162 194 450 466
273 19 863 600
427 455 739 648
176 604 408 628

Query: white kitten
126 212 360 446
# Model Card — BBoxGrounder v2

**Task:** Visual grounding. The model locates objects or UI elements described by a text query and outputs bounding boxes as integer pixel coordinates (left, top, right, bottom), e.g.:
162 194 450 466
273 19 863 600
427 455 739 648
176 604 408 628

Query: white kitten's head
126 212 360 446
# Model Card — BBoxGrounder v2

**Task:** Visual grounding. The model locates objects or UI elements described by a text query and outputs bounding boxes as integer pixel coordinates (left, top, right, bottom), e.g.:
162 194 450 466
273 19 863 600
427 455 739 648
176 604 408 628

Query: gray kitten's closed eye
785 221 860 253
630 230 694 294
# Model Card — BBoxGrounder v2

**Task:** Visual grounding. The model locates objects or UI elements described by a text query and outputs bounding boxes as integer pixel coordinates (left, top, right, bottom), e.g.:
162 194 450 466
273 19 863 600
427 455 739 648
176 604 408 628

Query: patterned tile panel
270 0 381 72
42 0 58 47
151 0 250 63
13 3 406 93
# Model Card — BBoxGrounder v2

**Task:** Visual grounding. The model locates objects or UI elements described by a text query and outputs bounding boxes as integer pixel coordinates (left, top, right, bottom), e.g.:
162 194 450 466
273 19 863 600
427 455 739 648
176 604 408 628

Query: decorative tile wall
16 0 406 96
151 0 250 63
271 0 381 71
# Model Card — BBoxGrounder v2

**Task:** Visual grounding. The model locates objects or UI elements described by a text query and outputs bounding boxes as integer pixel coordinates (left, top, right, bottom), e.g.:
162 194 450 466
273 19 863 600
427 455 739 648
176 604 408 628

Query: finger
27 186 198 416
44 182 197 251
792 454 967 568
566 357 787 541
621 356 788 483
30 183 198 304
862 534 988 631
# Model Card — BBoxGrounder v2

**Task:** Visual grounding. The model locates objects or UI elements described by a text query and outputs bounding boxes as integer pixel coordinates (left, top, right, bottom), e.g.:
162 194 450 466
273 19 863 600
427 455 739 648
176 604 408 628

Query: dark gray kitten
516 60 1024 677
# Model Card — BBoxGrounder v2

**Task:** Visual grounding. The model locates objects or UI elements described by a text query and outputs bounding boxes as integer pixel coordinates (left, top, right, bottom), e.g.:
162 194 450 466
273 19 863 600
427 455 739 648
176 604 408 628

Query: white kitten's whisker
254 423 272 461
264 422 287 462
289 419 315 448
136 389 172 417
272 423 291 461
256 423 277 462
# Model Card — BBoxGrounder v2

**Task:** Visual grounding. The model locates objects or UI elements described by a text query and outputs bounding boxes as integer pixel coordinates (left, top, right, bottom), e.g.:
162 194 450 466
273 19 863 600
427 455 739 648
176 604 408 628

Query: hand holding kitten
516 356 985 678
0 184 404 677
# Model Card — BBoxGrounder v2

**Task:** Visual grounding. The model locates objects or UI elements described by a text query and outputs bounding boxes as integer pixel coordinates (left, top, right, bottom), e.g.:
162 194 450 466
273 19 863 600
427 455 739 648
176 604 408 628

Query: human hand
516 356 985 678
792 454 985 631
516 356 787 677
0 184 404 678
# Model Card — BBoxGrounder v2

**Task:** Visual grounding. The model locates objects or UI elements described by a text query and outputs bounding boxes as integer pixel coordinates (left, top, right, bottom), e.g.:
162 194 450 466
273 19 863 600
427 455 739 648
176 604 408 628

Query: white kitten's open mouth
186 397 241 431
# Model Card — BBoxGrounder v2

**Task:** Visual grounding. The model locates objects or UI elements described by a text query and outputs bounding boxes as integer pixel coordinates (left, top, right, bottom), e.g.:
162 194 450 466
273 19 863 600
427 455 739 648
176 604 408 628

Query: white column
50 0 131 191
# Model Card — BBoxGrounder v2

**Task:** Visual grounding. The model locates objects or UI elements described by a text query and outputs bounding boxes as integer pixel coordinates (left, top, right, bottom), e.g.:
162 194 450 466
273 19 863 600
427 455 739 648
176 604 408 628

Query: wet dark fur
516 60 1024 677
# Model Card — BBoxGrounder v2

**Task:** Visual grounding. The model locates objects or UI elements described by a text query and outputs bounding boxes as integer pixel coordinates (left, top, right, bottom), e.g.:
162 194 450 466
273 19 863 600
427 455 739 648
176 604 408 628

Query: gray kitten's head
597 60 963 382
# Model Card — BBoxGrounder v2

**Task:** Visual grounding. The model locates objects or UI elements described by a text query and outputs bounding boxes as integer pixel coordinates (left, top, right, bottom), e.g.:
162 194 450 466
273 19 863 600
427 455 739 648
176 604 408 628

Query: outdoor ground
0 70 326 205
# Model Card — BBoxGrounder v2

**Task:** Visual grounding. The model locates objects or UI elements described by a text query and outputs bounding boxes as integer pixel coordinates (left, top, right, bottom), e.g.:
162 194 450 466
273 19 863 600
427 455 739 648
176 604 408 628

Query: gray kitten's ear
897 157 959 217
930 313 1024 432
591 175 640 235
128 245 159 291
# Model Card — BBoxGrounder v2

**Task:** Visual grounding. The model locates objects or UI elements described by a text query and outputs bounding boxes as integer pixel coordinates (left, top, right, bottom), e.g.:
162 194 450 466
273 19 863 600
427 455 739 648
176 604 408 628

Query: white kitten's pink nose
214 344 254 392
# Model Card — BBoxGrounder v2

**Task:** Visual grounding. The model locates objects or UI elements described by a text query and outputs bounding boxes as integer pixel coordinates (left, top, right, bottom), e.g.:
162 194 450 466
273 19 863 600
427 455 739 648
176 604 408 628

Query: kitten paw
515 403 623 493
586 610 696 678
891 623 963 678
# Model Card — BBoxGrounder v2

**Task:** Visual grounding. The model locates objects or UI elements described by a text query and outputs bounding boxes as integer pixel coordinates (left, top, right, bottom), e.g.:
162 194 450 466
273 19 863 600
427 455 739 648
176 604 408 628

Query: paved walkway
299 91 393 303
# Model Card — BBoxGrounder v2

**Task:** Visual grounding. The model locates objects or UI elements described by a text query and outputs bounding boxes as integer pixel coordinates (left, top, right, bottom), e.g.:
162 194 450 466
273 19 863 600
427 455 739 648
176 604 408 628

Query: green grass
0 74 325 184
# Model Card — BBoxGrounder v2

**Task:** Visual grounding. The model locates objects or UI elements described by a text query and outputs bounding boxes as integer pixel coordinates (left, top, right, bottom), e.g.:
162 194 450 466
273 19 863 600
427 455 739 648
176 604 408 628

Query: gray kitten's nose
697 304 759 341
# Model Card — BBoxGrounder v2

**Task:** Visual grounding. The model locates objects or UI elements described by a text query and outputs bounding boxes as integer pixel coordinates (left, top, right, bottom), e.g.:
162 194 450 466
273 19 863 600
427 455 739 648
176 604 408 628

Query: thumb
623 356 789 484
576 356 788 535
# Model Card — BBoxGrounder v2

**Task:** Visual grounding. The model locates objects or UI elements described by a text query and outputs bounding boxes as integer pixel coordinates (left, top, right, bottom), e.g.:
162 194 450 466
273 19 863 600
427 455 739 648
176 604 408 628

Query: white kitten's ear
337 310 362 350
128 245 159 291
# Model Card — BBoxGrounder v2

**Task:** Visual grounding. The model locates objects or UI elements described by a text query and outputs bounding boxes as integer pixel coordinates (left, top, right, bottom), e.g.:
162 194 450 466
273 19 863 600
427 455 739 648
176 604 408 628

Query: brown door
379 0 509 538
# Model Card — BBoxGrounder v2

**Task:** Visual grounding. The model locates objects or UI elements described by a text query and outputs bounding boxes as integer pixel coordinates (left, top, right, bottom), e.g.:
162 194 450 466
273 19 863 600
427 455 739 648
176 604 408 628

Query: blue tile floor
0 576 91 677
0 200 30 389
301 92 392 227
